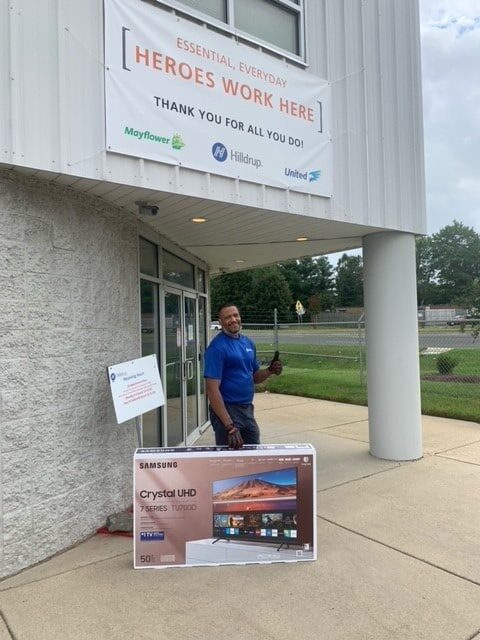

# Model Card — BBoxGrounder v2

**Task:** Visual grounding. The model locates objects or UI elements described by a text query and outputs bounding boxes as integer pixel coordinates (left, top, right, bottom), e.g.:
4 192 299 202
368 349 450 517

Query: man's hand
226 425 244 449
268 352 283 376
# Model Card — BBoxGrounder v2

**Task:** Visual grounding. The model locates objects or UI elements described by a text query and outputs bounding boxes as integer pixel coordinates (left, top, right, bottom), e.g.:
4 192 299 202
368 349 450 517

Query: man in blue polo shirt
204 304 282 448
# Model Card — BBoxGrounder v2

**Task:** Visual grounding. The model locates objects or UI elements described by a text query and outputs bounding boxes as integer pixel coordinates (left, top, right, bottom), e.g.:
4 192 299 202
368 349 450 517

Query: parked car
447 315 478 326
210 321 221 330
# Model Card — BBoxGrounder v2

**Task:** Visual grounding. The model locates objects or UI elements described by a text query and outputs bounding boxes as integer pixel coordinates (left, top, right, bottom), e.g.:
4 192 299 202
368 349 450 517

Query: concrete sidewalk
1 394 479 639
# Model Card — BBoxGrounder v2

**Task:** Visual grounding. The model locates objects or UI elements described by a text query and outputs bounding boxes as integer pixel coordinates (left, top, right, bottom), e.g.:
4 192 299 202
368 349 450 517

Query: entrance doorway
139 236 208 447
164 289 207 446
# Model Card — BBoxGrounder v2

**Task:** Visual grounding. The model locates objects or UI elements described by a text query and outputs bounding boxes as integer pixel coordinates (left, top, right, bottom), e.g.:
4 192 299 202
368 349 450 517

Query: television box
134 444 316 568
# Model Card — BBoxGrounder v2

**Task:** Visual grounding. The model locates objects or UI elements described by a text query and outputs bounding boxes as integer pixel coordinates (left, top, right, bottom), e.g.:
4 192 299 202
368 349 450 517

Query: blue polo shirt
204 332 260 404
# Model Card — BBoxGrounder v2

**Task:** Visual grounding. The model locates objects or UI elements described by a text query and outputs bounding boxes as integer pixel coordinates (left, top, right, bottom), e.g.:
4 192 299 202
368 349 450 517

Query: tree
416 236 439 305
210 266 291 323
210 270 253 316
429 221 480 303
415 222 480 305
245 266 292 322
335 254 363 307
456 277 480 315
278 256 335 314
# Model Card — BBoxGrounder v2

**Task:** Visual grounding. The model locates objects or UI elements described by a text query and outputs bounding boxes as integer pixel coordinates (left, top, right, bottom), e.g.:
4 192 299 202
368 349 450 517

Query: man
204 304 282 449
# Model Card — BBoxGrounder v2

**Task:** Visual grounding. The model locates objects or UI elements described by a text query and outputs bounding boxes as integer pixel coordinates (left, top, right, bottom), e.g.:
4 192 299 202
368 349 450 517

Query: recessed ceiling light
296 236 309 242
191 217 207 223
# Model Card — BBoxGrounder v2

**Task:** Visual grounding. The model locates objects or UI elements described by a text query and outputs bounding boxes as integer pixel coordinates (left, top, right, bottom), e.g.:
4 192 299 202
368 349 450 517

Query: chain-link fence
239 314 479 423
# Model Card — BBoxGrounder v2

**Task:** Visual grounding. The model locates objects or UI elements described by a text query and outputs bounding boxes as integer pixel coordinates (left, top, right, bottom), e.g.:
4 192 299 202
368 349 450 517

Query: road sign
295 300 305 316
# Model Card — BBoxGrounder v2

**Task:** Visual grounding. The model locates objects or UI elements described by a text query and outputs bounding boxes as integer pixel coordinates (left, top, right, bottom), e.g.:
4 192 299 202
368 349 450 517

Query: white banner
108 354 165 424
104 0 332 196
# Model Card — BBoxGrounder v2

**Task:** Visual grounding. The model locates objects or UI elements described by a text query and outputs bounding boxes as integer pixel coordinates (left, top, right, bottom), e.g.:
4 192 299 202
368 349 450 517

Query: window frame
149 0 307 64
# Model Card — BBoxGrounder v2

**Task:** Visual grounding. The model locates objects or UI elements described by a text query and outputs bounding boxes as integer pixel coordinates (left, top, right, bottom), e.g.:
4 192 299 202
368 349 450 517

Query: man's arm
252 368 274 384
205 378 234 429
205 378 244 449
253 357 283 384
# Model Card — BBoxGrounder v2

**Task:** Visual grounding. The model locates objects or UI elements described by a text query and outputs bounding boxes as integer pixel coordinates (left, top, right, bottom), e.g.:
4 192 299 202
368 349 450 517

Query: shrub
436 353 459 375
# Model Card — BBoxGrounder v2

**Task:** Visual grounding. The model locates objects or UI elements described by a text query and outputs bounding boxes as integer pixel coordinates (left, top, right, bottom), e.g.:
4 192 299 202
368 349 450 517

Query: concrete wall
0 168 139 578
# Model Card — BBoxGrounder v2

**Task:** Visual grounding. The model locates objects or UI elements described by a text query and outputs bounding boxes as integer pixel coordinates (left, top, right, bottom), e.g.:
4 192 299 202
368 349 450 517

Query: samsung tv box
134 444 316 568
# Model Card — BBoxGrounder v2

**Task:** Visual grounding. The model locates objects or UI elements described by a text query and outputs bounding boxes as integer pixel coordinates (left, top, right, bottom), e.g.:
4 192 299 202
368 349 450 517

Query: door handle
174 361 181 380
187 359 194 380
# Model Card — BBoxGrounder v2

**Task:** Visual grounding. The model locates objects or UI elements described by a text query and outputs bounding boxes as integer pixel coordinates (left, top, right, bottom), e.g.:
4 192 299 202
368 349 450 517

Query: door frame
162 286 203 446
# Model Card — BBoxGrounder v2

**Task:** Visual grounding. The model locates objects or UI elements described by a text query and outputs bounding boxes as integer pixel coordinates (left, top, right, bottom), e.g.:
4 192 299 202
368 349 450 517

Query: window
196 268 206 293
139 237 158 277
172 0 226 21
162 250 195 288
157 0 304 59
234 0 299 55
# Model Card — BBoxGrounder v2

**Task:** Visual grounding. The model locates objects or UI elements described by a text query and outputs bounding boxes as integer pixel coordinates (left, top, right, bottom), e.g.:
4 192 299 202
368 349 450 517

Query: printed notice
108 354 165 424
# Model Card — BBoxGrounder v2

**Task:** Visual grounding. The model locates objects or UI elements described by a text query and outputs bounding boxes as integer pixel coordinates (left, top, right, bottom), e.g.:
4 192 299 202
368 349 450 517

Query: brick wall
0 169 139 578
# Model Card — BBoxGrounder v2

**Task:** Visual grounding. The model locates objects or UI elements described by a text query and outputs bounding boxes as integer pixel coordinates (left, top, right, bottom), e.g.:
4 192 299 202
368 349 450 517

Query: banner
104 0 332 196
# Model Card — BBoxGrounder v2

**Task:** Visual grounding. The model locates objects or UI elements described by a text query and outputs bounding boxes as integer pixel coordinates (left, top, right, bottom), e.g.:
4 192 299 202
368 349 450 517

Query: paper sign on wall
108 354 165 424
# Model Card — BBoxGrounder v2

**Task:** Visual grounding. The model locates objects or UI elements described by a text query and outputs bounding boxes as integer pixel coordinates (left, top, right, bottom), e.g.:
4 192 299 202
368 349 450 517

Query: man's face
218 306 241 336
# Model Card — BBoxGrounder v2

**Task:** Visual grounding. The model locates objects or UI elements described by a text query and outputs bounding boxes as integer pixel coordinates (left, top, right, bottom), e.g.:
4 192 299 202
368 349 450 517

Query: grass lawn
256 344 480 423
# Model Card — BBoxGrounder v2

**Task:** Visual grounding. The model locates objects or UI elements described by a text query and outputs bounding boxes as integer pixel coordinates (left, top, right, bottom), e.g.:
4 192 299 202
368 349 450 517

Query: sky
329 0 479 266
420 0 480 235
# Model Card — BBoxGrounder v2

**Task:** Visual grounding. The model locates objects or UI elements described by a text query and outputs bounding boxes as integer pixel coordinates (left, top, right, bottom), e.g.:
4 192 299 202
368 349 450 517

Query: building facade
0 0 425 577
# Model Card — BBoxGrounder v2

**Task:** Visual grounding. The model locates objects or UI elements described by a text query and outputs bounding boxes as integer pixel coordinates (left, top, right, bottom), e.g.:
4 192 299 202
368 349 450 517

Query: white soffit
3 165 382 272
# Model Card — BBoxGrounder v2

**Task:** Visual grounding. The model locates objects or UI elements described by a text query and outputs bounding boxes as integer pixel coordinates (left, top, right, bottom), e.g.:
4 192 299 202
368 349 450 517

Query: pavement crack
435 455 480 467
465 629 480 640
318 515 480 588
0 551 131 593
433 438 480 455
316 419 368 430
266 419 369 442
317 464 403 491
0 609 16 639
256 399 318 412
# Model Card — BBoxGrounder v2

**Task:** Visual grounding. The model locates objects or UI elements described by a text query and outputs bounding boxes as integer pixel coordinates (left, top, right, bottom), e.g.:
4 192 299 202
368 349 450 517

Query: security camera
135 201 159 217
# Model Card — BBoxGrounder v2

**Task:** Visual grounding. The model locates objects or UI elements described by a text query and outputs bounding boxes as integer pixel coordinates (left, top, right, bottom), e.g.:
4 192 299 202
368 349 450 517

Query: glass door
198 296 208 426
184 294 199 441
164 289 203 446
164 290 183 446
140 280 161 446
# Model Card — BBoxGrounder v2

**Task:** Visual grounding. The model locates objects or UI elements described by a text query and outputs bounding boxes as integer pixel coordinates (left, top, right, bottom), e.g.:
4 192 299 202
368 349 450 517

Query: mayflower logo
171 134 185 150
285 168 322 182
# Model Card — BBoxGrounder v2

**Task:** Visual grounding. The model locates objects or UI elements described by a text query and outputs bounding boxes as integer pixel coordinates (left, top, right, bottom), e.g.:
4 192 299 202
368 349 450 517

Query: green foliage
416 236 443 305
436 353 459 375
416 221 480 305
245 267 292 321
307 291 335 314
210 270 254 316
254 342 480 422
278 257 335 316
335 254 364 307
210 266 291 322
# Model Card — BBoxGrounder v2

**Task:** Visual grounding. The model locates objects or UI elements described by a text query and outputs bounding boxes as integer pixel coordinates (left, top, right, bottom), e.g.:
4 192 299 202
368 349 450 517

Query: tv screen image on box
212 468 299 547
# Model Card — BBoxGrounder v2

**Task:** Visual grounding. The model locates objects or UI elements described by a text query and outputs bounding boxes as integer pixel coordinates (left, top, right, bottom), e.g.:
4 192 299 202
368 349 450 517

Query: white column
363 232 422 460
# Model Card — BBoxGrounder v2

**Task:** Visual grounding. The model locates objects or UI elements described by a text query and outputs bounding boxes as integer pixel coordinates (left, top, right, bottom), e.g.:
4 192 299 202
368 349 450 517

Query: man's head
217 304 241 336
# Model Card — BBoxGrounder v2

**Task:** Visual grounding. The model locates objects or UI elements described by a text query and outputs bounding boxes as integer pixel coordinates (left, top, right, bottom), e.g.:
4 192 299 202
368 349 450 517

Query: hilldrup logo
285 168 322 182
212 142 228 162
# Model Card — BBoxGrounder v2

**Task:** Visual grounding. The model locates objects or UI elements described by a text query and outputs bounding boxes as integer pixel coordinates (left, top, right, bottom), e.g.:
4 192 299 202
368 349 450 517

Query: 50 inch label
140 555 155 563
